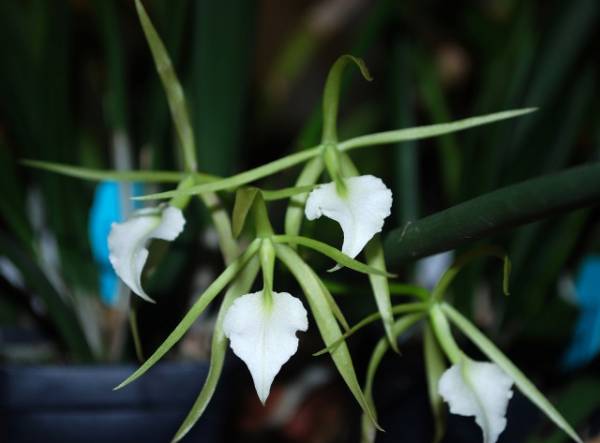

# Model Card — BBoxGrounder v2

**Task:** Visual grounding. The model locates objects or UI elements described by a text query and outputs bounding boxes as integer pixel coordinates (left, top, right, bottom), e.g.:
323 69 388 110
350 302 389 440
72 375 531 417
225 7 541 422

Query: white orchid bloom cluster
107 167 393 403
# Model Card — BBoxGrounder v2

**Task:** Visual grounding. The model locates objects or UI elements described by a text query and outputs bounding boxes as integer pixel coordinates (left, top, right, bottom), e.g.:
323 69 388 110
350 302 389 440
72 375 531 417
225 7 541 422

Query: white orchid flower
108 205 185 302
223 290 308 404
305 175 392 259
438 360 514 443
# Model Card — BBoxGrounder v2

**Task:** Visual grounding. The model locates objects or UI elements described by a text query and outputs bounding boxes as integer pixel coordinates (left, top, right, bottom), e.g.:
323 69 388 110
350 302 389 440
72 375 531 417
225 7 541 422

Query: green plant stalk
134 109 534 201
385 162 600 266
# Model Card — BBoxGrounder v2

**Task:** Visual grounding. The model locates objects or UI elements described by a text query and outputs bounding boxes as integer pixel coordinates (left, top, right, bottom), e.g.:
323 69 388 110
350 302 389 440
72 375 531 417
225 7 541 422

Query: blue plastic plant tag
562 255 600 369
88 181 143 305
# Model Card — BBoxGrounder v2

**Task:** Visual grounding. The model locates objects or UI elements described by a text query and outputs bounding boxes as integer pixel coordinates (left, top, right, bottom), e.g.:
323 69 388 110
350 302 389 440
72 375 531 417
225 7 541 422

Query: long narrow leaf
275 243 380 428
338 108 536 151
172 257 260 442
114 240 260 390
284 156 324 237
272 235 394 277
135 0 196 172
22 159 216 182
442 303 582 443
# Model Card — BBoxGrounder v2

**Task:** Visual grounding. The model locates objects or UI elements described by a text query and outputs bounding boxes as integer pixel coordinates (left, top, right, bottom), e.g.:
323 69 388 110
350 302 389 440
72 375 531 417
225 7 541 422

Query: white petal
108 206 185 302
305 175 392 258
223 291 308 403
438 361 514 443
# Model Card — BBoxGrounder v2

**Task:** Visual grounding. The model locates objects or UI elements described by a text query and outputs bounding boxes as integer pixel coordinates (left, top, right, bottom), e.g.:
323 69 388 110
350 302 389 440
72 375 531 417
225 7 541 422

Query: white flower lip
438 360 514 443
305 175 392 259
108 205 185 302
223 291 308 404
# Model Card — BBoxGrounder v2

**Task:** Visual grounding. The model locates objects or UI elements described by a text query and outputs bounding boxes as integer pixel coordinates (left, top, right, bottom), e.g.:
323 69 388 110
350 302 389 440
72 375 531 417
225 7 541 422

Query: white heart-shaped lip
438 360 514 443
304 175 392 259
223 290 308 404
108 205 185 302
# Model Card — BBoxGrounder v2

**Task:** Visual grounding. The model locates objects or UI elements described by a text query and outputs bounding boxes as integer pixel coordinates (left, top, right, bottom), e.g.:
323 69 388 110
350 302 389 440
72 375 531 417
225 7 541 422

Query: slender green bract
133 147 321 201
442 303 582 443
275 243 380 428
338 108 536 151
21 159 203 182
172 257 260 442
232 187 259 238
114 240 260 390
134 108 536 202
313 302 427 356
272 235 395 277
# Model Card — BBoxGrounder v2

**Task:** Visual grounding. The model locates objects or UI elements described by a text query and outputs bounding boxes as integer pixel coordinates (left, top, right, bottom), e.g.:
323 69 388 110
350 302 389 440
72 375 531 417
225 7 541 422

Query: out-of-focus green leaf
114 240 260 390
172 257 260 442
275 243 380 428
261 185 316 201
442 303 582 443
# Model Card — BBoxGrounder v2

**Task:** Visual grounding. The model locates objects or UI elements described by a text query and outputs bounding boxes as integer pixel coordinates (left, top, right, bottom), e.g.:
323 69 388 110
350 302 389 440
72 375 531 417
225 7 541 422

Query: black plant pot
0 362 225 443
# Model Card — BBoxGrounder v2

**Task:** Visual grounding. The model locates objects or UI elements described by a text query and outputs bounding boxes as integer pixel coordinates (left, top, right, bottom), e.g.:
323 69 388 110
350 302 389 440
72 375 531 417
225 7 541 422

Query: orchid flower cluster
26 2 582 443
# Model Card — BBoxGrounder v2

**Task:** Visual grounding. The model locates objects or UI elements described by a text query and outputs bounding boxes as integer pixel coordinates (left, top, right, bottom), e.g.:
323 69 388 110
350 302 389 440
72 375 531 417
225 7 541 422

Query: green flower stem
429 304 462 364
259 240 276 306
385 162 600 266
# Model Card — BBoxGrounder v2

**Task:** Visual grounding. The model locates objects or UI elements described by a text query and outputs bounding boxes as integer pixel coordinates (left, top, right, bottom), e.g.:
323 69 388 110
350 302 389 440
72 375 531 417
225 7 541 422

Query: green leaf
284 156 324 237
197 190 240 265
275 243 380 429
135 0 196 172
322 54 372 144
133 146 321 201
442 303 582 443
114 240 260 390
384 162 600 266
272 235 395 277
361 313 425 443
232 187 259 238
364 236 397 352
172 257 260 442
338 108 536 151
21 159 198 182
313 302 427 356
261 184 316 201
423 323 447 443
317 276 350 332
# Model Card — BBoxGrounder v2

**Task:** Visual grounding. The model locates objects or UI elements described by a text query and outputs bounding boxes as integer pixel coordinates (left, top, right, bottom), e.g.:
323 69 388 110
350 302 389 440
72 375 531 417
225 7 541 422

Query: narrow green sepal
232 187 259 238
